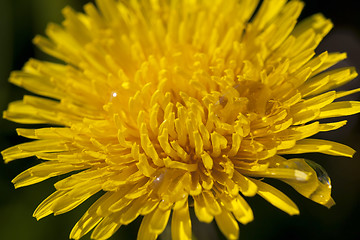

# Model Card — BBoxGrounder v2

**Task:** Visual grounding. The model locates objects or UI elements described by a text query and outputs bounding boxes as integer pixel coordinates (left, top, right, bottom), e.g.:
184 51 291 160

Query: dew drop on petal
305 159 331 188
154 174 163 185
110 91 118 100
108 91 119 104
152 170 166 188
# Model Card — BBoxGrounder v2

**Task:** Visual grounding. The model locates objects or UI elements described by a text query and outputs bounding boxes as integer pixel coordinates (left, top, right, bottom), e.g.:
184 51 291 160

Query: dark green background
1 0 359 239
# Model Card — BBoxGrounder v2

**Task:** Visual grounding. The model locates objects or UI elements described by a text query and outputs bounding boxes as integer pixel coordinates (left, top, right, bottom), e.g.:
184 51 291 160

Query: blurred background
0 0 359 239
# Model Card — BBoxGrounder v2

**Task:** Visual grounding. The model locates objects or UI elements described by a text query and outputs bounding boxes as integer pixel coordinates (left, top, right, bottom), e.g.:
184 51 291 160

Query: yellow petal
70 211 102 239
9 70 62 100
140 123 164 167
310 52 347 77
201 151 214 170
149 207 171 234
108 197 132 213
96 190 129 217
304 67 357 97
70 193 112 239
163 157 198 172
231 195 254 225
136 153 156 177
52 181 102 215
137 214 157 240
278 139 355 157
120 196 146 225
90 214 122 240
291 91 335 114
214 208 239 240
291 108 319 125
254 179 299 215
171 200 192 240
2 139 69 163
318 120 347 132
16 127 74 139
243 168 311 182
210 131 228 157
277 121 320 141
317 101 360 119
279 158 334 207
12 162 87 188
202 191 222 215
232 170 257 197
292 13 332 41
336 88 360 99
252 0 287 31
194 195 213 223
33 191 66 220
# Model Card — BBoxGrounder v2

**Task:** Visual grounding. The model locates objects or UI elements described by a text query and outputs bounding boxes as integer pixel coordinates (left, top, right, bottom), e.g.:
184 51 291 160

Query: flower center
215 80 273 124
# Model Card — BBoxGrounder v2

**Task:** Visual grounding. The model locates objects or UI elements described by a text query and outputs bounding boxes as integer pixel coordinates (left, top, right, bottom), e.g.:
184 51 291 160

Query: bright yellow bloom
2 0 359 239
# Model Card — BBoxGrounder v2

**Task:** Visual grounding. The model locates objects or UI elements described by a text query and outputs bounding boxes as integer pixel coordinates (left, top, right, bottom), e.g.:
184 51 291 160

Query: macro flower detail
2 0 360 239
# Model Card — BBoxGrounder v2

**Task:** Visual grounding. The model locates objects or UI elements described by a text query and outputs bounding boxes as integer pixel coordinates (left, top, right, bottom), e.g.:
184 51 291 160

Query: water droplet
152 171 165 186
305 159 331 188
109 91 118 101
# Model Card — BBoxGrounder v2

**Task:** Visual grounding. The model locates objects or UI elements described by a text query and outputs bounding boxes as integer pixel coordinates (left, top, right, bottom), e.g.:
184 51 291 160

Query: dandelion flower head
2 0 360 239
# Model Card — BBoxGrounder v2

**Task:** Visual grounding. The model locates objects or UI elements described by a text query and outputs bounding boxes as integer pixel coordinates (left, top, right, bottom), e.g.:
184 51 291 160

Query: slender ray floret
2 0 359 239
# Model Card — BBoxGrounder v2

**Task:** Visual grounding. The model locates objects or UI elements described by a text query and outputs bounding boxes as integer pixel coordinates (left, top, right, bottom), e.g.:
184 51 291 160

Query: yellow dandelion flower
2 0 360 239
